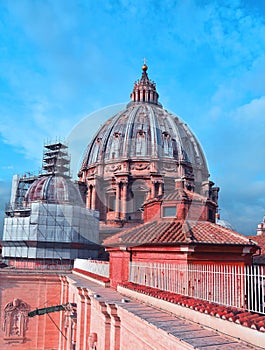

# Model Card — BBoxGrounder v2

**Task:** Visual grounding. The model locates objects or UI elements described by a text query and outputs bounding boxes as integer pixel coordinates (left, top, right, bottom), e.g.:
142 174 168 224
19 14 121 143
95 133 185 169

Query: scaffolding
2 141 100 268
42 142 70 178
5 173 37 216
2 202 99 264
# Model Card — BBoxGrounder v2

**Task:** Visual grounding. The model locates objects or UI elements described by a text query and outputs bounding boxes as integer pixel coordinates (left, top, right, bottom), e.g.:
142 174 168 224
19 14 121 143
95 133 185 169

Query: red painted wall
144 201 161 222
127 245 253 265
109 249 131 288
0 270 61 350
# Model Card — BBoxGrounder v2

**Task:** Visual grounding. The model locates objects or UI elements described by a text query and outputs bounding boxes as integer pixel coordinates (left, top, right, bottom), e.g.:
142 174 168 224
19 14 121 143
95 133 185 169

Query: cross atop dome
130 62 161 106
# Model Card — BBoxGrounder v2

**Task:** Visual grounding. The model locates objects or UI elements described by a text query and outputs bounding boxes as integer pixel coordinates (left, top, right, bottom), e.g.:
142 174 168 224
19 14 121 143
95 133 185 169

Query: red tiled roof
120 282 265 332
103 219 256 247
104 220 184 246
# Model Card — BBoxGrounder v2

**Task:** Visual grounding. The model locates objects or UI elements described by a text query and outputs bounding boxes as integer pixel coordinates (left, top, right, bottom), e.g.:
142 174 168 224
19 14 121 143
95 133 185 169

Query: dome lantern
130 64 161 106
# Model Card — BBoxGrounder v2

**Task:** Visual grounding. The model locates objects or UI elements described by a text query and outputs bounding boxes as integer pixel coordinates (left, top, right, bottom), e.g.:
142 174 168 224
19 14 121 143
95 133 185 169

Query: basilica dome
82 103 208 174
24 175 83 205
79 65 217 226
81 66 208 182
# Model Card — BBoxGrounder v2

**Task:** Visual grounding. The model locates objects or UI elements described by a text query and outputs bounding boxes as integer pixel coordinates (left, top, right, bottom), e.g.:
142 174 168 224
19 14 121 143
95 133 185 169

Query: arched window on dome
110 132 120 159
162 132 173 157
137 112 147 124
136 130 147 156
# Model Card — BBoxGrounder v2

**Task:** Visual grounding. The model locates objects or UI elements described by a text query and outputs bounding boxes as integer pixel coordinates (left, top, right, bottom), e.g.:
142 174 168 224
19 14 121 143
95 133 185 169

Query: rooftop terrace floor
69 272 263 349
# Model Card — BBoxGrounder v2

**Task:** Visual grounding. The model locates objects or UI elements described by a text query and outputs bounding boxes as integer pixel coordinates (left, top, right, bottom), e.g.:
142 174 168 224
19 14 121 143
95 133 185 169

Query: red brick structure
104 185 258 288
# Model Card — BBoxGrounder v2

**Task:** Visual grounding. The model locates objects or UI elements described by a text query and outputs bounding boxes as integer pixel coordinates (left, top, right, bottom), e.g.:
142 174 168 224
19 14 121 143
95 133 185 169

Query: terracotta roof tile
103 219 256 247
120 282 265 333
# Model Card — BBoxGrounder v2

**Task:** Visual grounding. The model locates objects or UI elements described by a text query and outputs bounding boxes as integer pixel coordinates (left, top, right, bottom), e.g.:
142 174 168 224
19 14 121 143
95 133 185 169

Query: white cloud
1 165 14 171
234 96 265 122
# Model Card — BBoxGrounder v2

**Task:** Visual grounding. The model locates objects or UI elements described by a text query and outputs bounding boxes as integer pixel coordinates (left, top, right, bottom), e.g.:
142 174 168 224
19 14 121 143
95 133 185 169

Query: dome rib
166 113 185 160
124 105 140 158
43 175 52 200
148 105 160 158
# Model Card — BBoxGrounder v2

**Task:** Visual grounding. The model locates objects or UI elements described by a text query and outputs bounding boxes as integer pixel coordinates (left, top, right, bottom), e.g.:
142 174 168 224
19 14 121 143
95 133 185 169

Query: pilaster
76 287 85 350
107 304 121 350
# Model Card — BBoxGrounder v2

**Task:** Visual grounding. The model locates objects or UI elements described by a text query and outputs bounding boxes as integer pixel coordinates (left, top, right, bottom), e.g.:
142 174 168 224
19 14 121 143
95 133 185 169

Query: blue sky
0 0 265 235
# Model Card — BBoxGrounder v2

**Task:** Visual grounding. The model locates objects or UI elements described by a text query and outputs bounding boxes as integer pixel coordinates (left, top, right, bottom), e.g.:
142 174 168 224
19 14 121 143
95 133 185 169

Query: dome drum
91 176 153 224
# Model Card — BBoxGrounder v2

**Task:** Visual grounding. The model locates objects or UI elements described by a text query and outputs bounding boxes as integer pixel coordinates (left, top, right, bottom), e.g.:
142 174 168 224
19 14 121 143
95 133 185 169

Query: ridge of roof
103 219 258 248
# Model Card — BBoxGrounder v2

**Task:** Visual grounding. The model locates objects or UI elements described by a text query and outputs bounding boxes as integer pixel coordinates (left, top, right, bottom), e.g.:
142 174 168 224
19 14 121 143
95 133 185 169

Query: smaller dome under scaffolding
24 175 83 206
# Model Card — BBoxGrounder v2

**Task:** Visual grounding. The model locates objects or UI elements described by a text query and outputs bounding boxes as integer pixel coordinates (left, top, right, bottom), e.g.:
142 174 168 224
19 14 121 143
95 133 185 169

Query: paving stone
134 311 167 317
169 325 204 336
153 321 193 331
186 335 237 348
175 329 219 340
199 343 255 350
143 315 181 322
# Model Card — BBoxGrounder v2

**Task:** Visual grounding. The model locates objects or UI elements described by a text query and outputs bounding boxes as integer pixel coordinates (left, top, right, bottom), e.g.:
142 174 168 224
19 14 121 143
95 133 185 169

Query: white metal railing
129 262 265 314
74 258 109 278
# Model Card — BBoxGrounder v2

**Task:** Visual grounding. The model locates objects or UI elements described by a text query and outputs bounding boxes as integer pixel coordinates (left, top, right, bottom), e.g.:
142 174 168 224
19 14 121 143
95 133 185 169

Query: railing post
123 261 265 315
